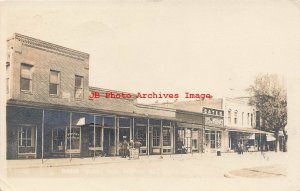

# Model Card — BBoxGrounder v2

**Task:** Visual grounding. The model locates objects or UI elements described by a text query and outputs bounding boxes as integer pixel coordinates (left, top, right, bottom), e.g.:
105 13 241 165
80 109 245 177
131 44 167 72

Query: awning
267 134 276 141
248 134 255 140
225 126 271 134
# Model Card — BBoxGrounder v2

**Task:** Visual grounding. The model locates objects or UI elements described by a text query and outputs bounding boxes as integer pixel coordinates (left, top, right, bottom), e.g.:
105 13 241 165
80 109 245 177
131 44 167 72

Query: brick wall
7 33 135 113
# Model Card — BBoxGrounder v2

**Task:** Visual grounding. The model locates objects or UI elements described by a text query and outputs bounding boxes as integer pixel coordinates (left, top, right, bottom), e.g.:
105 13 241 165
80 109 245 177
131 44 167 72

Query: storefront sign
205 117 224 127
202 107 224 117
67 132 80 140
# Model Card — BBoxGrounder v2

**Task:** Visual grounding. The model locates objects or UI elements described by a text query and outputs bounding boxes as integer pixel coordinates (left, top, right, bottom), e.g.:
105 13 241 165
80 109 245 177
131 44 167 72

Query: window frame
74 75 84 100
17 125 37 155
49 70 61 96
20 63 33 93
227 110 232 125
234 110 238 125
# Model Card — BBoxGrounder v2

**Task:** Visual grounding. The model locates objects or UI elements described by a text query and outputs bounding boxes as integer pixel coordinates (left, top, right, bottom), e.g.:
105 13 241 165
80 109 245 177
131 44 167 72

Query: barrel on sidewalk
217 151 221 156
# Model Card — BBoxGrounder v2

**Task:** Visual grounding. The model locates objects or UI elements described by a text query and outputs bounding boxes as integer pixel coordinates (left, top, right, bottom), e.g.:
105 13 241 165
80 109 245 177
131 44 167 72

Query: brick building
6 33 229 159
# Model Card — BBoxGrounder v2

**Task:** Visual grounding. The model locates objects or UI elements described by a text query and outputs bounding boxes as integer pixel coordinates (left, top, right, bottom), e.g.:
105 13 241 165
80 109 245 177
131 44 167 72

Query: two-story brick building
6 33 227 159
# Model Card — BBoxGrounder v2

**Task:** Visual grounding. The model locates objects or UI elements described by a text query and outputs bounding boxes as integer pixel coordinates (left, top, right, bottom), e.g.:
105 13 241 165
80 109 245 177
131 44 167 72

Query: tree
247 74 287 152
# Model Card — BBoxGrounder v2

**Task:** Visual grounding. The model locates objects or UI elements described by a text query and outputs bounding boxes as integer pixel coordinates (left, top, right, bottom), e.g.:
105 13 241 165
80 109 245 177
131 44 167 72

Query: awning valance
225 126 272 134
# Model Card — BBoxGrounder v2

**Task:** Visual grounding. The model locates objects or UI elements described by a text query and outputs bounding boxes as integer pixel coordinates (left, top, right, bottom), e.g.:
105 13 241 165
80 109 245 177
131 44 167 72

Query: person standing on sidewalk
240 143 244 155
121 139 129 158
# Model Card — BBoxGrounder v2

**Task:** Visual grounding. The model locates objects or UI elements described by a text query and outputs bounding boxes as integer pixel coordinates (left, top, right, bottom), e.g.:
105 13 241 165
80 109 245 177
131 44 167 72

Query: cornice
14 33 89 61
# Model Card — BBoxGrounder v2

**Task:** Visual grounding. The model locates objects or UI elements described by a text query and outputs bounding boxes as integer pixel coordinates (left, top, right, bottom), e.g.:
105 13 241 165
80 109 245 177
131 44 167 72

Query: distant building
152 97 269 152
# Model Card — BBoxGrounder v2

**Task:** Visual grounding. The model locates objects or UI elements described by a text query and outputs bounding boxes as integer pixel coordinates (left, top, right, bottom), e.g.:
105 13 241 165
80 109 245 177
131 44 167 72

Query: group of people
120 136 142 158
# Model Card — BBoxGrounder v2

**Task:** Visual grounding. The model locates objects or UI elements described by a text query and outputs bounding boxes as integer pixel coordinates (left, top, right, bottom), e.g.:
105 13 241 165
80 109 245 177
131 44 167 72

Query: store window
210 131 216 149
66 127 81 151
192 129 199 150
52 128 65 152
216 131 222 149
18 126 36 153
163 127 171 146
89 127 102 147
228 110 231 125
135 125 147 147
205 130 210 148
152 127 160 147
20 63 33 92
176 127 185 153
75 75 83 99
119 117 131 142
49 70 60 96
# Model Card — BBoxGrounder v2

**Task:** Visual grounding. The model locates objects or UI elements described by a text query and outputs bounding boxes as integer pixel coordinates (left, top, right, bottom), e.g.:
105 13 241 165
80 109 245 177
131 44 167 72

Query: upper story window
227 110 231 125
241 112 244 126
20 63 33 92
247 113 250 126
75 75 83 99
234 111 238 125
6 63 10 94
251 113 253 127
49 70 60 96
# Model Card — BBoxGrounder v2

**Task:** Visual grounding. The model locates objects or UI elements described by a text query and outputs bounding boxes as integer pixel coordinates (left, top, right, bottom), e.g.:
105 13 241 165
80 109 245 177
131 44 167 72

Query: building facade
153 97 270 153
6 33 228 159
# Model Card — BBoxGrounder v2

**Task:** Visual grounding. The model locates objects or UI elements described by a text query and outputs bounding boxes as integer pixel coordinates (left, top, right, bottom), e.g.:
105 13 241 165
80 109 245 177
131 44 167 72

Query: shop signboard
202 107 224 117
205 117 224 127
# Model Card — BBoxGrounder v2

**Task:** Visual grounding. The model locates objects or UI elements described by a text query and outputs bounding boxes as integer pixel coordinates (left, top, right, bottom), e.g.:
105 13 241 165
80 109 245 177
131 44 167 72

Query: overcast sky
1 0 299 103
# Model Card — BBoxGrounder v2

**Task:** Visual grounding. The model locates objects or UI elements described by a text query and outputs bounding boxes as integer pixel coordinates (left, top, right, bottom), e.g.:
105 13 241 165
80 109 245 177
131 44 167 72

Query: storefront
204 129 222 152
228 128 269 152
175 123 204 154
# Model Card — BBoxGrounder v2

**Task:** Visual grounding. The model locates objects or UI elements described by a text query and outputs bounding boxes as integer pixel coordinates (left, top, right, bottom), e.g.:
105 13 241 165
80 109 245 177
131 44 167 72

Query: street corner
0 178 15 191
225 164 287 178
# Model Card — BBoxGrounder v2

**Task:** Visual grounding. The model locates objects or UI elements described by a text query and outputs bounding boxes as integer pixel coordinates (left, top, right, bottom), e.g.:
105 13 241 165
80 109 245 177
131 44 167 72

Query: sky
1 0 299 104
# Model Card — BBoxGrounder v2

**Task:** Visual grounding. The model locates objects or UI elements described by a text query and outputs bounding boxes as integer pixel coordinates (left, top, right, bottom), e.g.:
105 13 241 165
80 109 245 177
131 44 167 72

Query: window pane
50 71 59 83
21 140 26 147
75 76 83 87
75 88 83 99
28 128 33 138
26 140 32 147
49 84 58 95
21 78 30 91
119 118 130 127
153 127 160 146
6 78 9 93
21 64 32 79
163 128 171 146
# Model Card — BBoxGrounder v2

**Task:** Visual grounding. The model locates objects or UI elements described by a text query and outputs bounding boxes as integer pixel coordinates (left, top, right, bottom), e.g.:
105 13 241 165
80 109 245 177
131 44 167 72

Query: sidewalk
7 151 287 170
7 153 206 169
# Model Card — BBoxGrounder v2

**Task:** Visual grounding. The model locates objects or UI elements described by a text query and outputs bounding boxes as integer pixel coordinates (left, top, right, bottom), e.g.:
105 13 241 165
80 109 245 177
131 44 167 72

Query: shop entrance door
103 128 115 156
